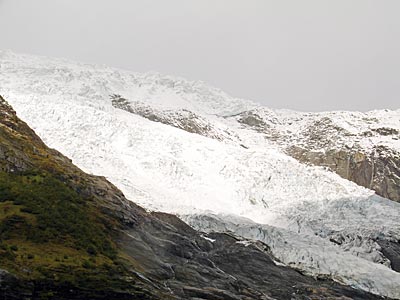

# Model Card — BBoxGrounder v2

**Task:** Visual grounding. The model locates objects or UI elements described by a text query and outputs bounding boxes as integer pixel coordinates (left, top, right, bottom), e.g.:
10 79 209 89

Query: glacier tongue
183 213 400 299
1 50 400 298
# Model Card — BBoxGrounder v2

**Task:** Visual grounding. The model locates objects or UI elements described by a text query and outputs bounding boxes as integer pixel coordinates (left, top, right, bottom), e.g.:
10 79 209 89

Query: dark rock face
120 213 385 300
0 96 392 299
377 239 400 272
0 269 33 300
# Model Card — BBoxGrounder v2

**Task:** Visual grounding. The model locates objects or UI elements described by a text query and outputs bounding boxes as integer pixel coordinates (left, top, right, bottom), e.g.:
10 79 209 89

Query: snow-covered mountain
1 50 400 298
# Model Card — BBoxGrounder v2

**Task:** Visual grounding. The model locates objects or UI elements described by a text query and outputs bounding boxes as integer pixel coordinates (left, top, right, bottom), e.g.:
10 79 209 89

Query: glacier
0 49 399 298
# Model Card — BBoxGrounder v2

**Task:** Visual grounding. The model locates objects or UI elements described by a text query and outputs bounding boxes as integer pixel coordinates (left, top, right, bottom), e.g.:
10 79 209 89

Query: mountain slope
0 50 400 298
1 96 389 300
234 107 400 201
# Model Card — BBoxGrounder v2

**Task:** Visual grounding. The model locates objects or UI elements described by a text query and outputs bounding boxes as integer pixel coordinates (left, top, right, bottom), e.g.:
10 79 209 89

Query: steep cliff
288 145 400 202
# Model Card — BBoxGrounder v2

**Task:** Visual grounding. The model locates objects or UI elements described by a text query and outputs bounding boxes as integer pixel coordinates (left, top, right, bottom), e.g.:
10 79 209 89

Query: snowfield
1 50 400 298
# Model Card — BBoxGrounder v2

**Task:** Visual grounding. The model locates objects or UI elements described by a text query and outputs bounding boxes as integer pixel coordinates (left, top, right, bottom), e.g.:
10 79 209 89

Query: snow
238 107 400 152
1 50 400 298
201 235 216 243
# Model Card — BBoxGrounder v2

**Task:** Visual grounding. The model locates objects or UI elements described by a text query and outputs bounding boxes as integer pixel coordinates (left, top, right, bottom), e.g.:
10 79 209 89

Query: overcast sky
0 0 399 111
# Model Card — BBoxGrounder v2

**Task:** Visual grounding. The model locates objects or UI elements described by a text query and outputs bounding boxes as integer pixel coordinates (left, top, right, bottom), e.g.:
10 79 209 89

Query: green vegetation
0 168 147 297
0 170 116 256
0 169 118 280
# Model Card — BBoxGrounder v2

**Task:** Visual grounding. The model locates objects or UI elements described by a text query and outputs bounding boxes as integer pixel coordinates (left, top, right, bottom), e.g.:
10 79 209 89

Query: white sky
0 0 399 111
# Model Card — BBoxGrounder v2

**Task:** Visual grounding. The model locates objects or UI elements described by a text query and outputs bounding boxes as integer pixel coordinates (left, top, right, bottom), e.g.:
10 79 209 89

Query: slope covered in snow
232 106 400 202
0 50 400 298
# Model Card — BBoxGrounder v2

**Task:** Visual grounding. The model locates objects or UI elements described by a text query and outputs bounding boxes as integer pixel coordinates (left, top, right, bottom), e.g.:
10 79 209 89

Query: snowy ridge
234 107 400 152
0 49 256 116
1 50 400 298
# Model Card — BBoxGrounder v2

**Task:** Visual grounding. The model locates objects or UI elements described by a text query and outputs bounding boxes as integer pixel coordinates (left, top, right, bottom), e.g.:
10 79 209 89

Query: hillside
0 50 400 298
1 96 390 299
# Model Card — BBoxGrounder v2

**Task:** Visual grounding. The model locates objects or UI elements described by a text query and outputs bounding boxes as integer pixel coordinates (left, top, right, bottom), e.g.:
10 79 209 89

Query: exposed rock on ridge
235 108 400 202
288 145 400 202
111 94 238 142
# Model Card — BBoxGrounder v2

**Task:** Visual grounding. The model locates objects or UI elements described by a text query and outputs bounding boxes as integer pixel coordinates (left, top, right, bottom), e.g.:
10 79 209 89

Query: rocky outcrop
235 108 400 203
288 145 400 202
0 269 33 300
235 110 281 141
111 94 237 142
121 213 385 300
377 240 400 272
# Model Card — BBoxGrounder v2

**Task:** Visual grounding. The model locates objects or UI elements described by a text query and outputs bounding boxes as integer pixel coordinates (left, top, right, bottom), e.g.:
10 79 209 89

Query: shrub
0 170 117 258
82 260 95 269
